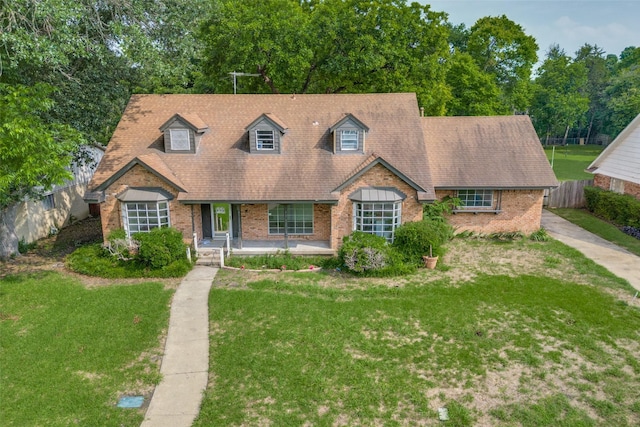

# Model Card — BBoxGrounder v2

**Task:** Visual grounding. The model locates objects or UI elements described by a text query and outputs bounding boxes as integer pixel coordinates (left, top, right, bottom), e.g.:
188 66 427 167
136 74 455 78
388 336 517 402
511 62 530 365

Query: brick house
86 93 557 253
588 113 640 200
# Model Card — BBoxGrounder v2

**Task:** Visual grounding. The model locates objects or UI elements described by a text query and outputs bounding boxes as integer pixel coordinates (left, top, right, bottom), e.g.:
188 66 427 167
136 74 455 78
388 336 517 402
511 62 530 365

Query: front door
213 203 231 234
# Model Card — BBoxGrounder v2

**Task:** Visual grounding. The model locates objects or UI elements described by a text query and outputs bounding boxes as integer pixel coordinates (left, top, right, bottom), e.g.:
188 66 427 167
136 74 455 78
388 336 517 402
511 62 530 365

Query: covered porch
197 235 334 256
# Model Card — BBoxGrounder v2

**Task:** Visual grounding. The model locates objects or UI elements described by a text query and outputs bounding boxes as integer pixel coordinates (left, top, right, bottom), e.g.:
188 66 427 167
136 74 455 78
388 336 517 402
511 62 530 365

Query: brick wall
331 163 423 249
594 174 640 200
99 165 195 244
240 203 331 241
436 189 544 234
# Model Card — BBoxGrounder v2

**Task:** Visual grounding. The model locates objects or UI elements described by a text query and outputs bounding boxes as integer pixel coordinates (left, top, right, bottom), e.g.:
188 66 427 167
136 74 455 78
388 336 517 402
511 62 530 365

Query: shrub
393 219 453 264
622 225 640 240
529 228 550 242
133 227 187 269
584 186 640 227
18 238 37 254
423 196 460 222
338 232 411 276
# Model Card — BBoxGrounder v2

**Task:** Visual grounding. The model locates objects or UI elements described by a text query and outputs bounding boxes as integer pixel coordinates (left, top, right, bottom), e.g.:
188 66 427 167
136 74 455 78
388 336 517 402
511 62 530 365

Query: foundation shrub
133 227 187 269
392 219 453 264
584 186 640 227
338 232 411 276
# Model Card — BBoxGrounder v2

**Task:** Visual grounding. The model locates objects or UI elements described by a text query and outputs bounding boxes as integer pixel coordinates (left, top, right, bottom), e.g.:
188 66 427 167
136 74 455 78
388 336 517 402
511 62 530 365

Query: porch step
196 249 221 267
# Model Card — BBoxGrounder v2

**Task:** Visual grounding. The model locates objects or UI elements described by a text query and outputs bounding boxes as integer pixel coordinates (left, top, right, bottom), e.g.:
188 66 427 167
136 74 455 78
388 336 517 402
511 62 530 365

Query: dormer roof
245 113 289 134
329 113 370 133
160 113 209 134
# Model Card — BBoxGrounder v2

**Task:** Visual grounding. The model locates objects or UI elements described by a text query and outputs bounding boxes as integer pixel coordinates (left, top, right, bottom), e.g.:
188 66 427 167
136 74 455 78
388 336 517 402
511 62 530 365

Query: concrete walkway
542 210 640 292
141 266 218 427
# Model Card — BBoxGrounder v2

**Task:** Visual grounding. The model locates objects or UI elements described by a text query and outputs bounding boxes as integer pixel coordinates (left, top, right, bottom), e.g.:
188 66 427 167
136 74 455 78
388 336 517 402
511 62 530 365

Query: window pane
458 189 493 208
170 129 190 150
256 130 275 150
341 130 358 150
353 201 401 243
268 204 313 234
123 201 170 236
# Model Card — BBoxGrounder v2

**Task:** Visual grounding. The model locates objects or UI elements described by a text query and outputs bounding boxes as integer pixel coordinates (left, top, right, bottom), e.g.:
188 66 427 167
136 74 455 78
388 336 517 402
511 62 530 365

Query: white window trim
169 129 190 151
352 201 402 243
42 193 56 211
256 129 275 150
121 201 170 237
457 189 494 209
268 204 314 235
340 130 358 151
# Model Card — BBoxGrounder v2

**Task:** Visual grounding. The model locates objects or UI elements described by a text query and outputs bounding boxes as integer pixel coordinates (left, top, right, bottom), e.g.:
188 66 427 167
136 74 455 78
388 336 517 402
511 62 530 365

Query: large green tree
531 45 589 144
445 52 503 115
574 44 611 142
466 15 538 112
604 46 640 137
0 84 84 258
196 0 451 114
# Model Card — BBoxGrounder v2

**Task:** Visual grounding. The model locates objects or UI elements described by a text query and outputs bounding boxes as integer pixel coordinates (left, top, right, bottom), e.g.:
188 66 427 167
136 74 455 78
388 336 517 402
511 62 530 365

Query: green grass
544 145 604 181
549 208 640 257
194 239 640 426
0 272 173 426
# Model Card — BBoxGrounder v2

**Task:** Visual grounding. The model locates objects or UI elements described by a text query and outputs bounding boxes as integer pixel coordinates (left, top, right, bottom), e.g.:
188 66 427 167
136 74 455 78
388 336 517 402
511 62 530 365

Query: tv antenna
229 71 260 94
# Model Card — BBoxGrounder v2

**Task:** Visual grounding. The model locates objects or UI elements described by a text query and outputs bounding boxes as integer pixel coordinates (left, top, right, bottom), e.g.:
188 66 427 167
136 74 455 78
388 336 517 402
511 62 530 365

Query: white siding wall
594 119 640 185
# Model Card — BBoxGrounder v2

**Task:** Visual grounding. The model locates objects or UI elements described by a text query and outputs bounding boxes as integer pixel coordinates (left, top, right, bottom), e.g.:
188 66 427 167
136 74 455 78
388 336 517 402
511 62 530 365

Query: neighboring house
15 144 104 243
587 113 640 200
85 93 557 253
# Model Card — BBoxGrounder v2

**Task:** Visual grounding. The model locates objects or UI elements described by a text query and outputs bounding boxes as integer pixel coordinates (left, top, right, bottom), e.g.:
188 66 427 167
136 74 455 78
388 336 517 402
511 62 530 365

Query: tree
0 84 84 258
196 0 452 114
445 52 503 115
604 46 640 137
531 45 589 143
574 44 610 143
467 15 538 112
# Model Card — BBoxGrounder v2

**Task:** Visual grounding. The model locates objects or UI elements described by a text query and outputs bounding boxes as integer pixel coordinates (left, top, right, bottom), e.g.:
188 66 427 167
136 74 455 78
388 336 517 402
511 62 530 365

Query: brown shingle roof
90 93 436 201
423 116 558 189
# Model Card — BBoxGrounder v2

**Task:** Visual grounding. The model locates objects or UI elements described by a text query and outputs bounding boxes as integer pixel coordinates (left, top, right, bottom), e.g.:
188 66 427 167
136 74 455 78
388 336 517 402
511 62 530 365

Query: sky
423 0 640 64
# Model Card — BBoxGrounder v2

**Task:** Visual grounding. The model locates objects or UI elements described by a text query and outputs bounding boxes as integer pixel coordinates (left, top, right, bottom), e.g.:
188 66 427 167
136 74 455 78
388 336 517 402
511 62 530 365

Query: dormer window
246 113 288 154
170 129 190 151
256 130 275 150
340 130 358 150
330 114 369 154
159 113 209 154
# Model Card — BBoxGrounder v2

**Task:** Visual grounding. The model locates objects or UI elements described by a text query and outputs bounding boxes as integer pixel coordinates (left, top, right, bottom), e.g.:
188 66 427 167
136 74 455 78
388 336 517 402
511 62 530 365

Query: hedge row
584 186 640 227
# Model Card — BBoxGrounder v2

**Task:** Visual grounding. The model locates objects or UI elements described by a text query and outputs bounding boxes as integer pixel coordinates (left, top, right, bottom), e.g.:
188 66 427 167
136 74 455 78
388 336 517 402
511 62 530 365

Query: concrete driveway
542 210 640 292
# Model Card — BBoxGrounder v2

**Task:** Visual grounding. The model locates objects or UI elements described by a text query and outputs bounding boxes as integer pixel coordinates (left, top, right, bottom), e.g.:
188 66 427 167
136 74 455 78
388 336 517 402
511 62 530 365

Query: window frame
121 201 170 237
340 130 359 151
268 204 314 235
42 193 55 211
169 128 191 151
353 201 402 243
256 129 275 150
457 189 494 209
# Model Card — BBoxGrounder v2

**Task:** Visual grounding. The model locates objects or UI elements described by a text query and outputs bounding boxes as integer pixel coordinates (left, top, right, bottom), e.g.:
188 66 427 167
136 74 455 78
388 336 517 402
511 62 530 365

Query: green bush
225 251 331 270
338 232 412 276
134 227 187 269
392 219 453 264
67 243 192 278
584 186 640 227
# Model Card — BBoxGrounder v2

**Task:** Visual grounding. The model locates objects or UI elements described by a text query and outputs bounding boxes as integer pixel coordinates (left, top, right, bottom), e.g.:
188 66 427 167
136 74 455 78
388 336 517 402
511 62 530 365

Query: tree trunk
562 124 570 145
0 204 21 259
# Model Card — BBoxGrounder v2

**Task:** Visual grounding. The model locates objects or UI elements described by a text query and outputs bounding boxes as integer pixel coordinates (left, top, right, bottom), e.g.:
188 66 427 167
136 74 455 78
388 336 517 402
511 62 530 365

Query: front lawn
544 145 604 181
0 272 173 426
549 208 640 257
195 238 640 426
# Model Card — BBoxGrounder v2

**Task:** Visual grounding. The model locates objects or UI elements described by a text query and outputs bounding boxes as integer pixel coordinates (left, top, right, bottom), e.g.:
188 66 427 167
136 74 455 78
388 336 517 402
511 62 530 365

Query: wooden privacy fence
544 179 593 208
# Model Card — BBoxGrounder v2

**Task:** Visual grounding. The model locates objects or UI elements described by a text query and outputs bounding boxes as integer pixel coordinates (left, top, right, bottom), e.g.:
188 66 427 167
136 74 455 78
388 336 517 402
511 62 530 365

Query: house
588 113 640 200
86 93 557 254
15 144 104 244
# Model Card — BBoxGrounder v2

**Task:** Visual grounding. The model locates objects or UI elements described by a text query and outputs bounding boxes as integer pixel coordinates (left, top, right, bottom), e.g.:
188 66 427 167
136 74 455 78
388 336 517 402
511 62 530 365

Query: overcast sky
424 0 640 63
